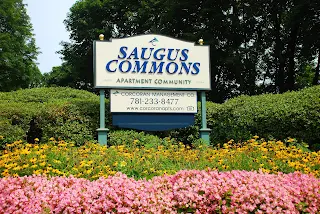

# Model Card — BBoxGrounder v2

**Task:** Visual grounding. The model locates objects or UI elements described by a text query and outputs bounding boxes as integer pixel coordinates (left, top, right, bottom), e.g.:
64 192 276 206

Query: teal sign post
96 34 108 145
94 34 211 145
198 39 211 144
97 89 108 145
200 91 211 143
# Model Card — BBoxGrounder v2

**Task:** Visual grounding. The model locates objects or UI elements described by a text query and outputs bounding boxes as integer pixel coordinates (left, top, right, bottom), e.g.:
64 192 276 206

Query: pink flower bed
0 170 319 213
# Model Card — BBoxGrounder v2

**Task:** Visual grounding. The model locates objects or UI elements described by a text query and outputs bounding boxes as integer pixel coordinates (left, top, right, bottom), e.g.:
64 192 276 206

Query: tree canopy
56 0 320 102
0 0 42 92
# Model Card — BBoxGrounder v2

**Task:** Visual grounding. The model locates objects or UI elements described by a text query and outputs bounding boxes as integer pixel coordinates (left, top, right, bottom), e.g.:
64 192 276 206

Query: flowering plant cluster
1 137 319 179
0 170 319 213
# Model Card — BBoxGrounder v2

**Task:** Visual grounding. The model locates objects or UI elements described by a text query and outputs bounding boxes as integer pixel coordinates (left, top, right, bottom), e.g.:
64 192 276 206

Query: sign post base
200 128 211 144
200 91 211 145
97 128 109 145
98 89 108 145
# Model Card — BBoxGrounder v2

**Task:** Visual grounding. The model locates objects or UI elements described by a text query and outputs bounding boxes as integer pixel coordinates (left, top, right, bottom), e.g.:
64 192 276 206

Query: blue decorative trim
112 113 195 131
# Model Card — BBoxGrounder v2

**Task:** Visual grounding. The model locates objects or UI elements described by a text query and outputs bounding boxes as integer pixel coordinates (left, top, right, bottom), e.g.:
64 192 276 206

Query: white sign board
110 89 197 113
94 34 210 90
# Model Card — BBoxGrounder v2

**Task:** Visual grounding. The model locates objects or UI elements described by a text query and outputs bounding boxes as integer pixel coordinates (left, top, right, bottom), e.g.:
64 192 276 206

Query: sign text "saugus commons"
106 47 200 75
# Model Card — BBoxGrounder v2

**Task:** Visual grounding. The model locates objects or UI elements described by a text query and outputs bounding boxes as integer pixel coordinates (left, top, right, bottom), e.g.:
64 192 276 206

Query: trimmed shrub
108 130 178 148
168 86 320 149
0 87 109 147
205 86 320 148
1 86 319 149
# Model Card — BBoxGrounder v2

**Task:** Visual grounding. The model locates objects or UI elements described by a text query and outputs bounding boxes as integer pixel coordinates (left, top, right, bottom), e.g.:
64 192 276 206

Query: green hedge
1 86 319 150
170 86 320 150
204 85 320 149
0 87 109 147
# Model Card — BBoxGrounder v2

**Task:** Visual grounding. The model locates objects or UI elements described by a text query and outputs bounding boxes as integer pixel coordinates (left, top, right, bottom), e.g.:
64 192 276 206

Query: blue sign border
112 113 195 131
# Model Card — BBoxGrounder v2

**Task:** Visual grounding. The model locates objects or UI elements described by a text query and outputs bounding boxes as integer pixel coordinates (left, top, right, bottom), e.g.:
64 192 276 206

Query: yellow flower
304 167 311 174
1 169 10 177
12 166 21 171
53 160 62 164
58 143 67 147
87 160 94 165
0 136 4 140
0 137 318 180
140 157 145 161
34 138 39 142
287 138 295 143
260 168 270 173
39 162 46 167
29 157 37 164
222 165 229 169
5 143 13 148
253 135 259 139
33 170 42 175
35 150 42 155
119 161 127 167
72 167 79 172
133 139 139 144
223 144 229 149
20 148 31 155
22 164 29 169
260 148 268 152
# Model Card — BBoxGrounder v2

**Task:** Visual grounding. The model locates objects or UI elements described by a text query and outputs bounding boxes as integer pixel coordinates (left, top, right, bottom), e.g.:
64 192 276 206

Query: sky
23 0 75 74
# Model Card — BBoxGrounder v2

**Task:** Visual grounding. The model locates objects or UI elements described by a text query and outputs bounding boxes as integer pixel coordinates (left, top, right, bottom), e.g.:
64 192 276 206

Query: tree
59 0 320 102
0 0 41 91
59 0 247 101
297 0 320 86
58 0 158 92
43 63 74 87
255 0 320 92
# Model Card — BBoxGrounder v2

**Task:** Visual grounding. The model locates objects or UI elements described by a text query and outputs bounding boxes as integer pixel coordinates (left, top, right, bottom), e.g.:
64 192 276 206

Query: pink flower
0 170 318 213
